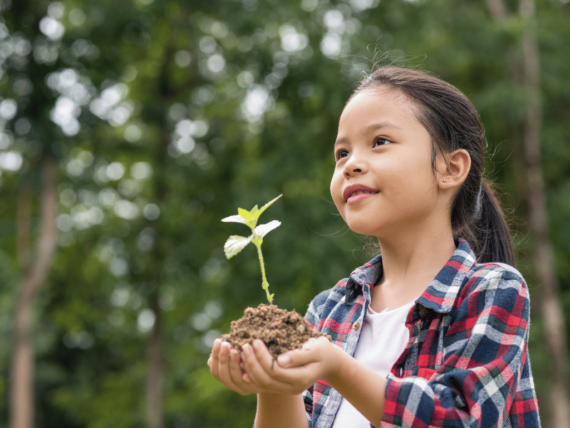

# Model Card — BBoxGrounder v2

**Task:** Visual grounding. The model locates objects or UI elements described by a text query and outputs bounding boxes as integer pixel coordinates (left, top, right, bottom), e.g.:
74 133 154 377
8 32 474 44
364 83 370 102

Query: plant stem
252 231 272 304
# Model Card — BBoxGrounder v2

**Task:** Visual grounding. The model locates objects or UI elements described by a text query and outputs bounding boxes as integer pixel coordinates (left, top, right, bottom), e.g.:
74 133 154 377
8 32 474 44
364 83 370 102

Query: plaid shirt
302 238 541 428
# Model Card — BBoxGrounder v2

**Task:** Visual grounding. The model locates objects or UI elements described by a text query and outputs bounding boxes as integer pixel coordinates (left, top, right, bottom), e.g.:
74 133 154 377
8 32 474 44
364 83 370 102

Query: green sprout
222 194 283 305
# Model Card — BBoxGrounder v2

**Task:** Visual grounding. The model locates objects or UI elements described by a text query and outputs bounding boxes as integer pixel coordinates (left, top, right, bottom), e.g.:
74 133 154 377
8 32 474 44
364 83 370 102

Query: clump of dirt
220 303 331 359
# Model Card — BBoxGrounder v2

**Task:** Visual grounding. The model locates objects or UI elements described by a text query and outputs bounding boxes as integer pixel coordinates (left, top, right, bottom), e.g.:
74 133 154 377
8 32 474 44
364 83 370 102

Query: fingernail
277 354 290 366
253 340 261 350
243 344 252 356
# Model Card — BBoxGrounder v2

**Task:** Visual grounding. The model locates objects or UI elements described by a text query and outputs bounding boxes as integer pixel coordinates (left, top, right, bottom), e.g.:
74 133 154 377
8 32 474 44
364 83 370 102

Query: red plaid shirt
302 238 541 428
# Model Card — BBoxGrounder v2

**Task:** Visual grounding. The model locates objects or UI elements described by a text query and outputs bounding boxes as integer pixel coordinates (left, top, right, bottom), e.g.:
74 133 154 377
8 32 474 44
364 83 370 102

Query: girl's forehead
339 88 420 130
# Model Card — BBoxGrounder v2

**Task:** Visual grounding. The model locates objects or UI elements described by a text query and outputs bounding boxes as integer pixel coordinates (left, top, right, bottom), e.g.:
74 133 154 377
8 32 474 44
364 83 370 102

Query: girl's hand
207 338 314 396
241 336 345 395
208 339 260 396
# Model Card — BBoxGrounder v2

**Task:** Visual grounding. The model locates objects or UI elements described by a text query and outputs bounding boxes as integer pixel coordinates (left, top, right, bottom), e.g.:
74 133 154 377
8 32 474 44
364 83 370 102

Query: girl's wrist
322 343 352 386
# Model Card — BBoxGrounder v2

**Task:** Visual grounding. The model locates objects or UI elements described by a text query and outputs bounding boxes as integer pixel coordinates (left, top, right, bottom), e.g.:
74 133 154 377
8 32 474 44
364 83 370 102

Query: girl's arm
255 393 308 428
241 337 387 428
208 340 309 428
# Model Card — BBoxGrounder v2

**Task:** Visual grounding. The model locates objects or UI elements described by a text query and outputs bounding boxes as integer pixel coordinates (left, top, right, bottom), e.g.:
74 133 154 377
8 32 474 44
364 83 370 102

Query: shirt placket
316 281 369 428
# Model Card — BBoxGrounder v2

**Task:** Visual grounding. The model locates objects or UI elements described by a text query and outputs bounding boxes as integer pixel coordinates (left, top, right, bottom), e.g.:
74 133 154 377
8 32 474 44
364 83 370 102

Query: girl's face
330 88 446 239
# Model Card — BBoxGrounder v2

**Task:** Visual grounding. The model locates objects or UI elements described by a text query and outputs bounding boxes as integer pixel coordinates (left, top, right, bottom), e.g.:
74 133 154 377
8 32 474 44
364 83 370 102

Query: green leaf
268 293 274 301
221 215 248 224
238 208 253 220
254 220 281 238
252 194 283 221
223 235 253 259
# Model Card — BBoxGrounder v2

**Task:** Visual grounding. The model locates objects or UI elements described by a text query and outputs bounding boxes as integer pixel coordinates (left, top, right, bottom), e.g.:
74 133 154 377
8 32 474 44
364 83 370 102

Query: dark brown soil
220 303 331 359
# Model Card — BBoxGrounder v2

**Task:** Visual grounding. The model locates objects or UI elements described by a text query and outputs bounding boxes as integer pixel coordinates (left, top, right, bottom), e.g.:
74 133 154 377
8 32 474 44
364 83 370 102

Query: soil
220 303 331 359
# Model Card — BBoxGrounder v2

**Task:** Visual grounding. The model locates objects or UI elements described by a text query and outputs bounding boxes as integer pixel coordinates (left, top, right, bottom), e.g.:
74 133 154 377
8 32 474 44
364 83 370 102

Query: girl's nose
344 168 361 177
343 154 366 177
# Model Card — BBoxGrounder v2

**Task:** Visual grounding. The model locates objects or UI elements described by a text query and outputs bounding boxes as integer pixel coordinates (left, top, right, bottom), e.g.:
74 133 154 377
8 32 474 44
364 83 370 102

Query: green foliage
0 0 568 426
222 194 282 303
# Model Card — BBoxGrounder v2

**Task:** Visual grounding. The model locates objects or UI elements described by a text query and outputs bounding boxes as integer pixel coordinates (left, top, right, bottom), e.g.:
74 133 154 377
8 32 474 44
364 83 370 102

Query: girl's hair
349 65 515 266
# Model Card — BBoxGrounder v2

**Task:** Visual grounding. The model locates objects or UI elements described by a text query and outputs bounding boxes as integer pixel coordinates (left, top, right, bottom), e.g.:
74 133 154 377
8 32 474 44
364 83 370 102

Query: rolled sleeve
382 271 531 428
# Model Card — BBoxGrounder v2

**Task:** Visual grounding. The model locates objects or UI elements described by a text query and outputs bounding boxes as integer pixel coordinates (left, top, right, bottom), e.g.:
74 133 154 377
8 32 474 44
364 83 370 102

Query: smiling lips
343 184 380 203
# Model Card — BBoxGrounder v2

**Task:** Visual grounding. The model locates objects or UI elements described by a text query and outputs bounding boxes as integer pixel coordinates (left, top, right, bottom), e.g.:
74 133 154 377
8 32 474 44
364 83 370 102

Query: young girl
207 66 541 428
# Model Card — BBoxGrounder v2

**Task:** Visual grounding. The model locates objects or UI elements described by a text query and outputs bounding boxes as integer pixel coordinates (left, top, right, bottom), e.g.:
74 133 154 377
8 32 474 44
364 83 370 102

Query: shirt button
353 322 360 331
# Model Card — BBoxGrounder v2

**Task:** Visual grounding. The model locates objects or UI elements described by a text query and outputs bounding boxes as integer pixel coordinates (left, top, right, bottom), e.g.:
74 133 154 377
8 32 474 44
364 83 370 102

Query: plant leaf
221 215 248 224
253 194 283 220
223 235 253 259
254 220 281 238
250 205 259 215
238 208 253 220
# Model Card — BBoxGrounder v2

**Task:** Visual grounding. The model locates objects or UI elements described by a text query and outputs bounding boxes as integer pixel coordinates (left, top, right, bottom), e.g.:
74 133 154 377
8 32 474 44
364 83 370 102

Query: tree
486 0 570 425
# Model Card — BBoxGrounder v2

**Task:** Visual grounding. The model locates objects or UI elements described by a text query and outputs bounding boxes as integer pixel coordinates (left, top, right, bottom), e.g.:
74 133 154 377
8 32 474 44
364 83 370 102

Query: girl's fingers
277 346 321 369
241 342 290 391
207 340 258 395
208 338 222 378
277 337 330 368
217 342 248 392
229 349 247 385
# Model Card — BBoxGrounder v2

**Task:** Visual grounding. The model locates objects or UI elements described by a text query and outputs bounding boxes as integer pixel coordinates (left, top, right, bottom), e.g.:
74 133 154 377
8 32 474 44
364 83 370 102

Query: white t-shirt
331 299 415 428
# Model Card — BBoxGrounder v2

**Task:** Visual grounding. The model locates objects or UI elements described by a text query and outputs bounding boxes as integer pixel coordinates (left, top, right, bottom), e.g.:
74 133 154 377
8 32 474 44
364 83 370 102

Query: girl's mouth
347 190 377 204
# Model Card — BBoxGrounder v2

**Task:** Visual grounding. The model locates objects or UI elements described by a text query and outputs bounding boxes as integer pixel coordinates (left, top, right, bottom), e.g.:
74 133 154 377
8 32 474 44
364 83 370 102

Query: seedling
222 194 282 305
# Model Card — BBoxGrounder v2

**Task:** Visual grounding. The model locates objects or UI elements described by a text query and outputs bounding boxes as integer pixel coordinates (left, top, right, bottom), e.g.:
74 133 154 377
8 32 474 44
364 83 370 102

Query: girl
208 66 541 428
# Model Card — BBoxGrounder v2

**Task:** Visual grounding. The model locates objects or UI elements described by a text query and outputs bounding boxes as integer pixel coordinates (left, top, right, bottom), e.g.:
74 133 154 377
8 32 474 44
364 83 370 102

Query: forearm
255 392 309 428
326 351 386 428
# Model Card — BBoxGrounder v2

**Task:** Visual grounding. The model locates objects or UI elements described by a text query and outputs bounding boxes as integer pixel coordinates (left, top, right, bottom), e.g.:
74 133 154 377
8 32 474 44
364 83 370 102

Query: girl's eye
373 137 391 147
335 137 391 161
335 149 349 161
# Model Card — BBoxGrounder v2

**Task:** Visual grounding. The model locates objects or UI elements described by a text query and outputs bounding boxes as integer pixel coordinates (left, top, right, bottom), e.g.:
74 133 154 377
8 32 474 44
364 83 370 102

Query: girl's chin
345 216 393 237
346 223 383 237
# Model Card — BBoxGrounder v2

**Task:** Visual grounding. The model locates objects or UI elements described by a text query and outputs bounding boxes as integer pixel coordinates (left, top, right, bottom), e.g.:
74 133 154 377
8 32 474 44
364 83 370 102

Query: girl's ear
439 149 471 190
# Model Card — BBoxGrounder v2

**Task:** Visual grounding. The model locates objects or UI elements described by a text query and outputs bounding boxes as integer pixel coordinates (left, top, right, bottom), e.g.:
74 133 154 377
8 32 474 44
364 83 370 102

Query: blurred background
0 0 569 427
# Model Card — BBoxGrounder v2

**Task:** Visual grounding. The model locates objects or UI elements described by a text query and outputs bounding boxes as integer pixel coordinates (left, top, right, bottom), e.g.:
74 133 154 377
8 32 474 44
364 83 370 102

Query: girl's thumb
277 354 291 367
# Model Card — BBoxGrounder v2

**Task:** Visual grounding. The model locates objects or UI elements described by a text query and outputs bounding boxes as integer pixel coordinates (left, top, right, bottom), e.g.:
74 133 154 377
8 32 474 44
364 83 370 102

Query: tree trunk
518 1 570 426
144 37 180 426
146 290 164 428
486 0 570 426
10 157 59 428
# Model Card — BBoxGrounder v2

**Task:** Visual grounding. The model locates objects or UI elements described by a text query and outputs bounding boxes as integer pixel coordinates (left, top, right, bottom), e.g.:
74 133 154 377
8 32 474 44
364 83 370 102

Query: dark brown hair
348 66 515 266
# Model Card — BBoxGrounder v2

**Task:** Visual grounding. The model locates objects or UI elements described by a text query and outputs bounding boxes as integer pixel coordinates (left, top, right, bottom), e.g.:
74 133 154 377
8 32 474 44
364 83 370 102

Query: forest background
0 0 569 427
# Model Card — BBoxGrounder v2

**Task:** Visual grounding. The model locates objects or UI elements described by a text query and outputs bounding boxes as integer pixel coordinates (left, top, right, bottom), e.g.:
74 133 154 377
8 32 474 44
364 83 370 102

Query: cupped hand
241 336 344 395
208 339 259 396
208 336 344 396
207 338 306 396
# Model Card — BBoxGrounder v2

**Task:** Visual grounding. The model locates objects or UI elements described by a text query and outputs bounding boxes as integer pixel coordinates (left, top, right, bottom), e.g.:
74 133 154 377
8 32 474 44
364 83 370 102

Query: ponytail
454 178 515 266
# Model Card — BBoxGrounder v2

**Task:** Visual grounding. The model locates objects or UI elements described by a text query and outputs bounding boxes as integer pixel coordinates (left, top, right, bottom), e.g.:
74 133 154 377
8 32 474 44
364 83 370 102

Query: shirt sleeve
381 269 533 428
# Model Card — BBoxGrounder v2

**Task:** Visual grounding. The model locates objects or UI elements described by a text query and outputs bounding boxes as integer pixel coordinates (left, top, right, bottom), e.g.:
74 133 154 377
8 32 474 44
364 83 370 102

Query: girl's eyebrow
334 121 401 146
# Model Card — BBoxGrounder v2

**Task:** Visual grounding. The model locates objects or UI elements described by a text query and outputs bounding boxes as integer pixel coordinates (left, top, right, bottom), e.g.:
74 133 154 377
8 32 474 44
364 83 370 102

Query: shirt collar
345 238 477 314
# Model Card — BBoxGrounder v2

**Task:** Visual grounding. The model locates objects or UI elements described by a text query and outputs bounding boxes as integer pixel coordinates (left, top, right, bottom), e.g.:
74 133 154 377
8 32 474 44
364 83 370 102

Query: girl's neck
370 226 457 312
